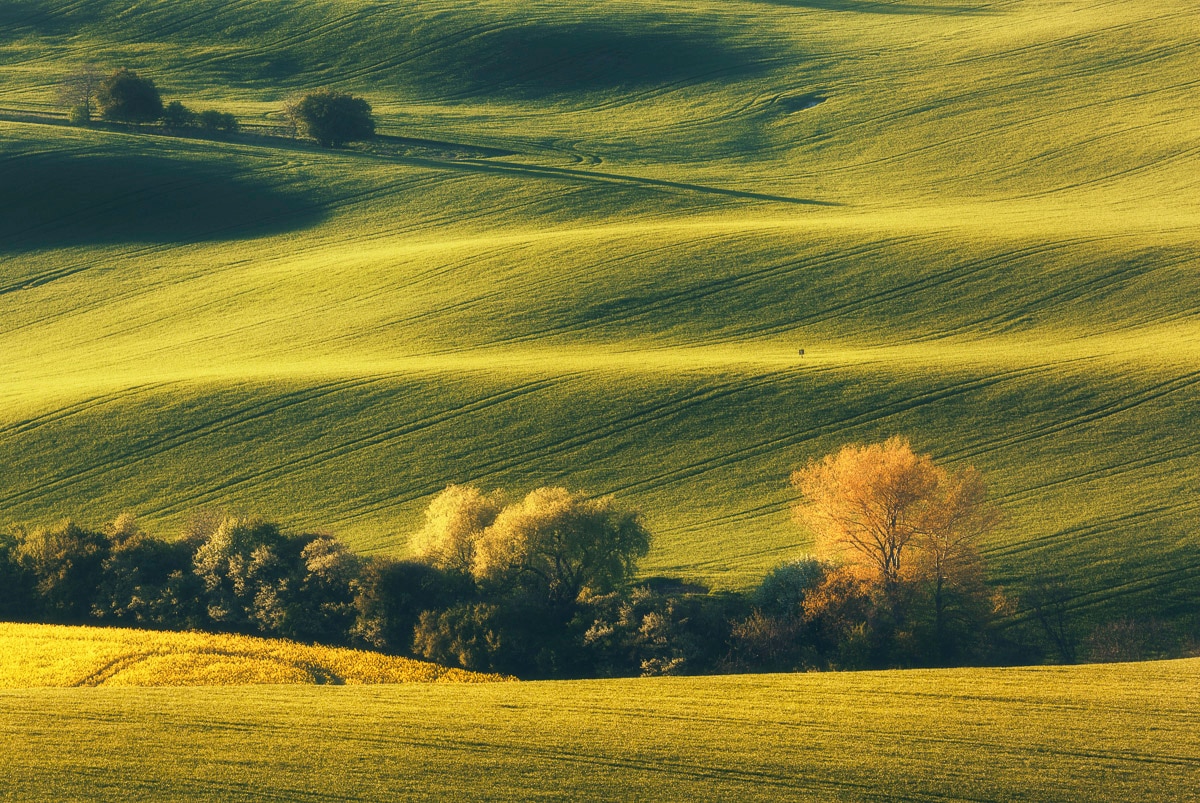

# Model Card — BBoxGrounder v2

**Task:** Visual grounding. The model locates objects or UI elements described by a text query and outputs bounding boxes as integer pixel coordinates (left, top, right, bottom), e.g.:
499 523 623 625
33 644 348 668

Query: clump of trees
160 101 239 135
60 67 239 135
0 441 1184 676
285 88 375 147
57 69 380 147
97 68 163 123
785 436 1005 666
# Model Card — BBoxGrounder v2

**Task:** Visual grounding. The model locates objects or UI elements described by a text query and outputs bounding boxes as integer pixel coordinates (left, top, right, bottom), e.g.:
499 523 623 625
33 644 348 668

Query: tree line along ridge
58 65 375 147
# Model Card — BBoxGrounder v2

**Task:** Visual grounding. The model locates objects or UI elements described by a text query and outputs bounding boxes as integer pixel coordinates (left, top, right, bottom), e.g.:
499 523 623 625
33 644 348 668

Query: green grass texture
0 0 1198 635
2 657 1198 801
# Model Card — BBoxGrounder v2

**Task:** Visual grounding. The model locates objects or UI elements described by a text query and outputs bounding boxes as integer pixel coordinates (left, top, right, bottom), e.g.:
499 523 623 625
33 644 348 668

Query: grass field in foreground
0 0 1198 631
1 657 1197 801
0 622 502 687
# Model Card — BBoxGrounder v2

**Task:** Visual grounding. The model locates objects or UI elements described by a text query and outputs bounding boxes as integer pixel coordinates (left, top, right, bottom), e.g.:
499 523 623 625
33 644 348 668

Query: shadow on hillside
427 21 774 99
0 153 328 253
754 0 988 13
0 1 102 39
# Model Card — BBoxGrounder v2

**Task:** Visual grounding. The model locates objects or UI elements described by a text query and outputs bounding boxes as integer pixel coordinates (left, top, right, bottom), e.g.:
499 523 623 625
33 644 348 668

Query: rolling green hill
2 656 1198 800
1 0 1198 642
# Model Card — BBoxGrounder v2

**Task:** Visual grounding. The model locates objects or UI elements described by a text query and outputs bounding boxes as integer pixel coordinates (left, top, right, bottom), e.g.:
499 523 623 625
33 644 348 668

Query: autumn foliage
787 437 1005 664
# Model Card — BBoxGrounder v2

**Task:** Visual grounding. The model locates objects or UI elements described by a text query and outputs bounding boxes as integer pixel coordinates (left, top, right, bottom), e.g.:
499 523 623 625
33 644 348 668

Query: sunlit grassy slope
0 622 502 686
1 0 1198 633
1 658 1197 801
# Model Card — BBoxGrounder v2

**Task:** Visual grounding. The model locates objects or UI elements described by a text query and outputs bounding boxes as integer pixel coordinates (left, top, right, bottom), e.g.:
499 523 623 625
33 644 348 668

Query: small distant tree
97 68 163 123
287 88 375 147
160 100 195 129
59 64 103 125
197 109 238 134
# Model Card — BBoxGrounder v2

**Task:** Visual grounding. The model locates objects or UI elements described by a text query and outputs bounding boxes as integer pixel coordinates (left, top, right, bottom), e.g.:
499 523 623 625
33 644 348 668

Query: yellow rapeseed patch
0 623 507 687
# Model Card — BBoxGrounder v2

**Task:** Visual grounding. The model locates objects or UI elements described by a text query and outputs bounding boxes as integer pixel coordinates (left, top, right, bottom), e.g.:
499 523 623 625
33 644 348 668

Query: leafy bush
15 521 110 621
160 100 195 129
287 88 375 147
97 68 162 123
197 109 238 134
472 487 652 607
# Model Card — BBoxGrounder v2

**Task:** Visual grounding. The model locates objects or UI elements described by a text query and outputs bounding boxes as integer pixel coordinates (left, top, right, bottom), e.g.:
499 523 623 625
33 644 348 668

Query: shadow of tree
0 152 328 252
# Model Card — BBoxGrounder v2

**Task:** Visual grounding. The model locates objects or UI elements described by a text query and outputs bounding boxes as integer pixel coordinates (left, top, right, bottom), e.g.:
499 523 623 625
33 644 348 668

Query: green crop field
2 0 1197 616
3 0 1199 797
1 655 1197 801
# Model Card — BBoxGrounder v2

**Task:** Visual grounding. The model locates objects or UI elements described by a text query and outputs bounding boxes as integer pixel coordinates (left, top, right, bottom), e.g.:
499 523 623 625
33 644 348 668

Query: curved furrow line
944 370 1200 466
652 500 792 538
321 17 523 89
782 43 1200 180
924 248 1179 339
327 369 811 528
782 71 1200 190
0 166 437 327
1010 141 1200 201
933 110 1199 191
288 226 753 351
982 499 1200 562
0 382 176 443
0 374 399 509
1060 563 1200 617
946 6 1200 68
151 8 402 94
604 364 1057 497
0 0 263 73
997 444 1196 506
743 236 1108 342
139 376 568 520
468 236 918 351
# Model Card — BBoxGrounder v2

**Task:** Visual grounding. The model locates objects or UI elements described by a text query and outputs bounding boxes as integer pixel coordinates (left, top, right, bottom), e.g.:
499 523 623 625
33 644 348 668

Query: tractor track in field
945 369 1200 465
137 376 567 520
601 363 1061 498
0 373 414 510
325 368 811 527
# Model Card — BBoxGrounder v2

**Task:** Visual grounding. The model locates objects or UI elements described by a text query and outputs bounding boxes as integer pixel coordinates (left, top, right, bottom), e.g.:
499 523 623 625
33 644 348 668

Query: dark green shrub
97 68 162 123
0 532 34 620
15 521 110 621
198 109 238 134
160 100 195 129
288 89 374 147
353 559 470 652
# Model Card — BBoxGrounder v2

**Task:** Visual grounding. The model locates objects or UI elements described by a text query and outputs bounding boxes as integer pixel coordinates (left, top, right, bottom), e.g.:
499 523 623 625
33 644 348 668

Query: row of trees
61 66 239 134
59 66 375 147
0 440 1167 677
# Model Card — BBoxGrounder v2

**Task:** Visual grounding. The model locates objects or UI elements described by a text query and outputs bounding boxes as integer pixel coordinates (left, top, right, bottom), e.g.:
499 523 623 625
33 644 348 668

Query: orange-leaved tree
791 436 1002 657
791 437 938 587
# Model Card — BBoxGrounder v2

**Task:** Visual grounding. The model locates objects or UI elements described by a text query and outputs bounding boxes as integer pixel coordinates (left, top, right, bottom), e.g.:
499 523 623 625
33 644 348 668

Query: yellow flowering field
0 623 507 687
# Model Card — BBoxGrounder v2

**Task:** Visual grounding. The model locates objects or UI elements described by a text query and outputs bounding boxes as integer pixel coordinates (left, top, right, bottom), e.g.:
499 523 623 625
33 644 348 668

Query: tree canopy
97 68 162 123
288 88 375 147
